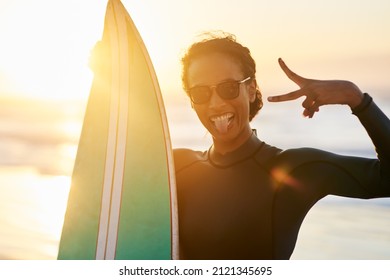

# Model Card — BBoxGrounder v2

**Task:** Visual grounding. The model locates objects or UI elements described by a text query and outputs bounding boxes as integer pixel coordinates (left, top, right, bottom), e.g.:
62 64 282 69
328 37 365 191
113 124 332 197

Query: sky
0 0 389 103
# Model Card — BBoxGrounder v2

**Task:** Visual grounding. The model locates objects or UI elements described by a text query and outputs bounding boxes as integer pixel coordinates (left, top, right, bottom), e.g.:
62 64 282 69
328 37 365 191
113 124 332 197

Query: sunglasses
188 77 252 104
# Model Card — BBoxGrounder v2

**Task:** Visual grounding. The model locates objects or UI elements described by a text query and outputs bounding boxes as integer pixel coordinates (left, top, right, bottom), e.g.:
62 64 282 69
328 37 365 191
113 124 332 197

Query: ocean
0 93 389 260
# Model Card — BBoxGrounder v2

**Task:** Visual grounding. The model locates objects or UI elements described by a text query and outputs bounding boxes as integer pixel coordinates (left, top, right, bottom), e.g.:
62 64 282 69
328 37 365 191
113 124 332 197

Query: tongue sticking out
214 117 231 134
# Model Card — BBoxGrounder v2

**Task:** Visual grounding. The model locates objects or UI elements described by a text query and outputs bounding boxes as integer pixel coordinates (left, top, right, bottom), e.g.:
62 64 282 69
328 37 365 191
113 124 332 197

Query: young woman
174 33 390 259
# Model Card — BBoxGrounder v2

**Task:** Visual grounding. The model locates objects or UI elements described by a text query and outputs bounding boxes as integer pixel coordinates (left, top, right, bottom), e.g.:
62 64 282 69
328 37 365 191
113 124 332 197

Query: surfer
174 33 390 259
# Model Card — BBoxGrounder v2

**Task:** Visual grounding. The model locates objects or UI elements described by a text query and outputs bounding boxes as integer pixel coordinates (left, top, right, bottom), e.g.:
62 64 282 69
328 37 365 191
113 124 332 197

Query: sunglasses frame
188 77 252 104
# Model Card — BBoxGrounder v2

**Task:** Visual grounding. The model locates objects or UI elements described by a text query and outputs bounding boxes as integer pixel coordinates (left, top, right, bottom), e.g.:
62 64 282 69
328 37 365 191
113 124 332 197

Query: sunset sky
0 0 389 102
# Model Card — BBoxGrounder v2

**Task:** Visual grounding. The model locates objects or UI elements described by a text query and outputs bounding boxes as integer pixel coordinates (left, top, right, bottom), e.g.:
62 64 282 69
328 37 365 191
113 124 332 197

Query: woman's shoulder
256 142 340 167
173 148 207 172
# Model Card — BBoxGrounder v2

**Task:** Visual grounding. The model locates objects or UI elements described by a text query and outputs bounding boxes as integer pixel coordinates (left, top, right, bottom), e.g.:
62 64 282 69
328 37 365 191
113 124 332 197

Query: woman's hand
89 41 111 73
268 58 364 118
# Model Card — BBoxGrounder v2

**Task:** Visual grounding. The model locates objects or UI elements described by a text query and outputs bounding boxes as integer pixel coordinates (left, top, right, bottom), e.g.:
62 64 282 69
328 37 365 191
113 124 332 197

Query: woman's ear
248 79 258 103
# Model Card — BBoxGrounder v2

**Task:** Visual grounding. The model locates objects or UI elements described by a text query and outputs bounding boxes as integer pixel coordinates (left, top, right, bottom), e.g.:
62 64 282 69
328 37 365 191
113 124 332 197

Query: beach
0 93 389 260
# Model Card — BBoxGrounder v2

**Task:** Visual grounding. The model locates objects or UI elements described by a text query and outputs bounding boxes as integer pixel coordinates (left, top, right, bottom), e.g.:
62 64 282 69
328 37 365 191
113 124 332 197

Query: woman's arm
268 59 390 197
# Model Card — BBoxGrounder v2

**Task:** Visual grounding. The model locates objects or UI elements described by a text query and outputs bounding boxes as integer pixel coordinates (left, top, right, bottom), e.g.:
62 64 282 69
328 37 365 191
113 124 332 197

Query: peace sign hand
268 58 364 118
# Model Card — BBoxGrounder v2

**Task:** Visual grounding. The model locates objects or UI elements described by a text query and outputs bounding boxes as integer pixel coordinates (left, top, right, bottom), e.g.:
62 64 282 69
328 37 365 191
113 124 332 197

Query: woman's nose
208 88 225 109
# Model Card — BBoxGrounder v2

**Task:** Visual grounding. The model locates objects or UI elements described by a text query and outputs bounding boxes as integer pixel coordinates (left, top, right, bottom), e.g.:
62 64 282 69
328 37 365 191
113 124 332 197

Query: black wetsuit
174 95 390 259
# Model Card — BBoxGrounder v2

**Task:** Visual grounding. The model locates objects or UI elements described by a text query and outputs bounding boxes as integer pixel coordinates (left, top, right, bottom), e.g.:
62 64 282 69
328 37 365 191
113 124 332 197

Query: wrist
351 93 373 115
348 88 364 109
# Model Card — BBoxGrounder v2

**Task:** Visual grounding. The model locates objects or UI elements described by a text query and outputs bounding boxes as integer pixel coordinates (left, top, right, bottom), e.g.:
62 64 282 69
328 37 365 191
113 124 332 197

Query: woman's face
187 52 256 153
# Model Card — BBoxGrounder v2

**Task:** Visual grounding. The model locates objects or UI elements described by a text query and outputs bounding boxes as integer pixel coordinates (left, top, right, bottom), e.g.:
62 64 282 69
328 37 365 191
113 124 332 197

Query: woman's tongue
212 114 233 134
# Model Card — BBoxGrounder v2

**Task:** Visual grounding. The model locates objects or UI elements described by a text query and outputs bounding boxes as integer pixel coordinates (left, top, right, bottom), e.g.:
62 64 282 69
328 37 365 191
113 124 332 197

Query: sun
0 1 107 101
0 1 186 102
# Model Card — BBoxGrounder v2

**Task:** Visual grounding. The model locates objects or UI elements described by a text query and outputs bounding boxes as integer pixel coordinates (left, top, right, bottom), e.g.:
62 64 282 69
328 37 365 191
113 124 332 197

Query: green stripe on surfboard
58 0 177 260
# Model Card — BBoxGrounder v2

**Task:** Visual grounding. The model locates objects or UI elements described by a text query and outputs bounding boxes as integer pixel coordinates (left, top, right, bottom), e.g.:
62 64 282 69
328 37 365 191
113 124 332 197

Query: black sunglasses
188 77 251 104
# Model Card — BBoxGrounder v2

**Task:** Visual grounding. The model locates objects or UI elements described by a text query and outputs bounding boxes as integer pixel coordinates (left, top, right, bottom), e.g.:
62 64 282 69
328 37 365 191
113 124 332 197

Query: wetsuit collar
208 133 264 167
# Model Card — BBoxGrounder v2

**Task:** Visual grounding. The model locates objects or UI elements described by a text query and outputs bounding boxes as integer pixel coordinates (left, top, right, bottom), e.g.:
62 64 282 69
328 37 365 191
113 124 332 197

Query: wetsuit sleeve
274 96 390 199
353 94 390 167
348 96 390 196
173 148 206 173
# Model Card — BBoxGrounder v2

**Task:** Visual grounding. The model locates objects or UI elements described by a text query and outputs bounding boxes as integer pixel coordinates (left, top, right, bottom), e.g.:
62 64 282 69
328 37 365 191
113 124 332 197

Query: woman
174 33 390 259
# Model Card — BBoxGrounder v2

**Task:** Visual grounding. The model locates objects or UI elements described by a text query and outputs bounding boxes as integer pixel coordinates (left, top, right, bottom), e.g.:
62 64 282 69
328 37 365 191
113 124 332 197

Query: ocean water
0 93 389 260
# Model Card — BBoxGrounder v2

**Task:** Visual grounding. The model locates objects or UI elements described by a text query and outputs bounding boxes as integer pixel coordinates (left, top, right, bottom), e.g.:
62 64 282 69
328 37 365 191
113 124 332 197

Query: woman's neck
211 127 254 155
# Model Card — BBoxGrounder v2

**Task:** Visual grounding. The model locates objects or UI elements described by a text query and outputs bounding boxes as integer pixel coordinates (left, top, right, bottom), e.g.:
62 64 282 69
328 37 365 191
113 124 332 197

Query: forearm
353 94 390 158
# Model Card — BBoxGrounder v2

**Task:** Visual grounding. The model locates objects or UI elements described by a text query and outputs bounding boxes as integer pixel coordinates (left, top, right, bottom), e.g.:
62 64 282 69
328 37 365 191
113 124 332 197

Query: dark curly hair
181 32 263 121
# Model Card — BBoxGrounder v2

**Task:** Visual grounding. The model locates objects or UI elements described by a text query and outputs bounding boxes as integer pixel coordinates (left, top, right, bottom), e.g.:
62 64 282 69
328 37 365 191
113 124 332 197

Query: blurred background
0 0 389 259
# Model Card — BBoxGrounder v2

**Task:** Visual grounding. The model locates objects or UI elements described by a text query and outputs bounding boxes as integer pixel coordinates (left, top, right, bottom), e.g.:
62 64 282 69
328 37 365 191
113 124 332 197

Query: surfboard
57 0 178 260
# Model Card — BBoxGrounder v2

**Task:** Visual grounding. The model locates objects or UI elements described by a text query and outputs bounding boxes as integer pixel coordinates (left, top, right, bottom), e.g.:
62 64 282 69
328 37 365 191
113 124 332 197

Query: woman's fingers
268 59 314 103
278 58 309 88
269 59 364 118
302 98 320 118
268 89 320 118
267 89 305 102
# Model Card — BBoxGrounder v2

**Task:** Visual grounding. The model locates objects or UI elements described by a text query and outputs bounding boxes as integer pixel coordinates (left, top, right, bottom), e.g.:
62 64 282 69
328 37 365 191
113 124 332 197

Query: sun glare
0 0 186 102
0 1 106 101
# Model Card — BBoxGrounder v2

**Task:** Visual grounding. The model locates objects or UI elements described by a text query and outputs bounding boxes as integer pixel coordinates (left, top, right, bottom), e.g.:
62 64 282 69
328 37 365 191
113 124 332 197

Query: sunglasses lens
189 79 244 104
189 86 211 104
217 81 239 99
